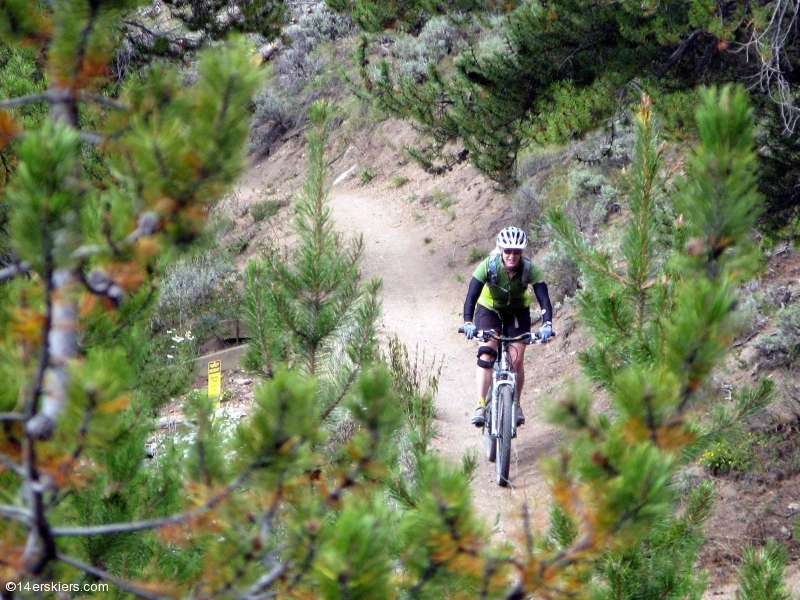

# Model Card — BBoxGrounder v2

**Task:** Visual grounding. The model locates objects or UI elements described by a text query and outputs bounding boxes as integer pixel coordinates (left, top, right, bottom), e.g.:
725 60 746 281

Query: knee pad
476 346 497 369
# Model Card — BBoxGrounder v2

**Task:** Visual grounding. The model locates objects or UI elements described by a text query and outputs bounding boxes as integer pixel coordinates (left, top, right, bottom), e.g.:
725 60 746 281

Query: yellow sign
208 360 222 410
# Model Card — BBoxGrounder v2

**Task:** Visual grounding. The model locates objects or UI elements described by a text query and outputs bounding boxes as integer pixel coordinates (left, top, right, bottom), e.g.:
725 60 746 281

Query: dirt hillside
212 117 800 598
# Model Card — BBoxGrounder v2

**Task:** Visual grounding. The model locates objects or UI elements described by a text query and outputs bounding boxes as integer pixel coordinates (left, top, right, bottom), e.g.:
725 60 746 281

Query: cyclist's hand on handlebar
462 322 477 340
537 321 553 343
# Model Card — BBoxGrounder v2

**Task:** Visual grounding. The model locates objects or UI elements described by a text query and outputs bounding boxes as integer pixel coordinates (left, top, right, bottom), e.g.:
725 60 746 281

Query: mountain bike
459 326 550 487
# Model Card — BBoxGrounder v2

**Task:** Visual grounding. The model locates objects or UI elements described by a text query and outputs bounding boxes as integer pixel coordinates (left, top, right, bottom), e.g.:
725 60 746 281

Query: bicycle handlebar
457 327 555 344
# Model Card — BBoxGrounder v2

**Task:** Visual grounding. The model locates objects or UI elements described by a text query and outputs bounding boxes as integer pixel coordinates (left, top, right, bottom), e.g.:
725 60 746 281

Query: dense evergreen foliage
338 0 800 234
326 0 505 32
122 0 284 65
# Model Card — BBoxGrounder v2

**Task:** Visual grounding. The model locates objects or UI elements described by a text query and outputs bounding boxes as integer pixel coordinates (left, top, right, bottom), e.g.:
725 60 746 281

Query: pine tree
540 88 776 598
0 0 263 586
241 100 382 417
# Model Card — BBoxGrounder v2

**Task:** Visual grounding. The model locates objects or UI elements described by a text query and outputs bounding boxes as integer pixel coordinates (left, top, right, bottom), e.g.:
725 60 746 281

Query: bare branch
0 261 31 282
0 504 31 524
79 131 104 144
0 412 26 422
733 0 800 133
57 553 170 600
124 212 161 244
0 94 52 109
79 269 125 307
82 93 126 111
122 18 159 37
241 560 290 600
26 269 80 440
656 29 704 79
50 469 250 537
0 451 25 477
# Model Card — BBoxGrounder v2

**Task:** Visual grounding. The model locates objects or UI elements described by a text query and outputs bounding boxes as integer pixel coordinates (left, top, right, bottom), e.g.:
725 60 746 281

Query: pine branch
0 91 125 112
242 262 276 377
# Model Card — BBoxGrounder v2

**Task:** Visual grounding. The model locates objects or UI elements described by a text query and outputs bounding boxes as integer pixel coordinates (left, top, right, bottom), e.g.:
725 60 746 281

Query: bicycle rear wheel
496 385 513 486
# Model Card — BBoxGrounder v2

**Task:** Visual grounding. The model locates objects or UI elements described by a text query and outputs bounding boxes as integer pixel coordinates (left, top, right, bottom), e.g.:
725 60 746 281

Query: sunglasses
502 249 522 256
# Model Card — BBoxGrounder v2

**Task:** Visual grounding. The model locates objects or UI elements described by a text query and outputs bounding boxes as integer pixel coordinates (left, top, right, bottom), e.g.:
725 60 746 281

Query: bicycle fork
490 368 517 439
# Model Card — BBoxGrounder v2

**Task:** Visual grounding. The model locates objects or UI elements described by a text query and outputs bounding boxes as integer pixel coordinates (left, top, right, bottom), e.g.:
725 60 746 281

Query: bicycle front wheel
496 385 513 487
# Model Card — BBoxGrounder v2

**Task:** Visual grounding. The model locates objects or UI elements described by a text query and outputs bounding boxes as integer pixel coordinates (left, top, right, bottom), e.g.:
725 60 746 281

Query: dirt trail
328 186 565 536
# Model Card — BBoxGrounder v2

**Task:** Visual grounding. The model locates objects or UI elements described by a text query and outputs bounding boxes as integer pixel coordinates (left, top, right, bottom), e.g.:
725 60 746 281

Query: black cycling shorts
474 305 531 337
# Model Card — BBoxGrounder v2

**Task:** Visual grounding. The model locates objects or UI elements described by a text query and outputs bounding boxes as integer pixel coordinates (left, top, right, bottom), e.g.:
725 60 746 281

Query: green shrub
251 197 291 222
382 334 442 455
564 168 621 234
438 196 456 210
209 215 236 239
137 329 196 410
572 114 638 169
276 5 355 87
390 175 409 187
513 183 547 247
154 250 240 336
249 93 298 157
227 237 250 255
420 188 456 210
754 300 800 370
252 92 295 128
698 434 755 475
392 16 468 82
539 244 581 302
359 169 374 185
466 245 484 264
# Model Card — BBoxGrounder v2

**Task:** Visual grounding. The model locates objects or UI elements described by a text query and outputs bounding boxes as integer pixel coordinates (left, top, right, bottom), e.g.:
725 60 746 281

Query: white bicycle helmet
496 226 528 250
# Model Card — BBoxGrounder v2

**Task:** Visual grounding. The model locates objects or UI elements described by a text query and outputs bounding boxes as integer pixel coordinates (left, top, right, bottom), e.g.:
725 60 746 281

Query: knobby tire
497 385 513 487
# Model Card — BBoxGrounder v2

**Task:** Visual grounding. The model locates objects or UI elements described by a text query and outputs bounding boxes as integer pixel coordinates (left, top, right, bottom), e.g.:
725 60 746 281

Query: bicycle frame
478 332 532 438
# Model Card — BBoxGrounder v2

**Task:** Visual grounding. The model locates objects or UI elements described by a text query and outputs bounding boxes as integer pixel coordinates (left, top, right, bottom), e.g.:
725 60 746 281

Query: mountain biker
462 226 553 428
